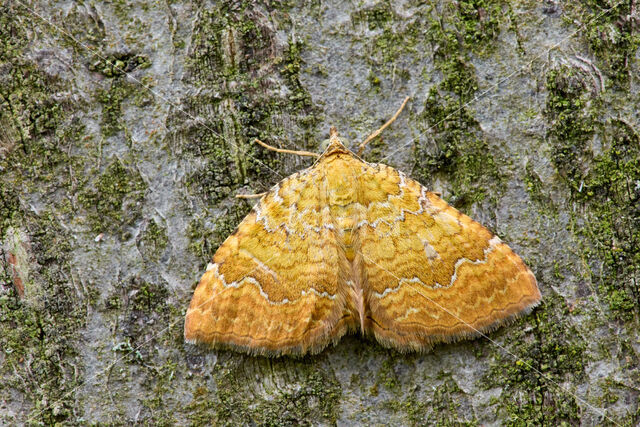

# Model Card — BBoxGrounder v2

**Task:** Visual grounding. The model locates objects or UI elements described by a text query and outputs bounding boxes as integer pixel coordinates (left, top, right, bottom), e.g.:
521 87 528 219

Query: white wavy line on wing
372 236 503 298
208 262 337 305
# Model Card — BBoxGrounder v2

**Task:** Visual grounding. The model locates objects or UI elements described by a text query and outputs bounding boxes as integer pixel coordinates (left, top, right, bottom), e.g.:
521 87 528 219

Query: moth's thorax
324 155 358 206
321 154 363 261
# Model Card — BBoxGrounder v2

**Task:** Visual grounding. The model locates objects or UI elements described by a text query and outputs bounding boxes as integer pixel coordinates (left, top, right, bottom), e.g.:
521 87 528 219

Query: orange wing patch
184 168 358 355
185 131 541 356
356 163 540 350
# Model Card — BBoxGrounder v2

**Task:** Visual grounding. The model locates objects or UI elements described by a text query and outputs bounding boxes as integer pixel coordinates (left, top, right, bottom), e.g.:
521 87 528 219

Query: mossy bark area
1 0 639 425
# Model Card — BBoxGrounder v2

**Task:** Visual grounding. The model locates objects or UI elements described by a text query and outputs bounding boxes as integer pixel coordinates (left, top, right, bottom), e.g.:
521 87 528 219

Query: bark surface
1 0 639 425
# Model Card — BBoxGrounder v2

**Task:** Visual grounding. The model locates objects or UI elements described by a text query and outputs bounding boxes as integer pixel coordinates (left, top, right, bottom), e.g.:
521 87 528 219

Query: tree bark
1 0 639 425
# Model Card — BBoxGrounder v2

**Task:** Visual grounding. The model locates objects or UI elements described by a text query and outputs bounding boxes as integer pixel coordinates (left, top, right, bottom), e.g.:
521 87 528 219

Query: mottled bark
1 0 639 425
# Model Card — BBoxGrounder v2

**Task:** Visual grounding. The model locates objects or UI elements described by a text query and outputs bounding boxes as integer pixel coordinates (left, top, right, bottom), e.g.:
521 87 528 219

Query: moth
184 98 541 356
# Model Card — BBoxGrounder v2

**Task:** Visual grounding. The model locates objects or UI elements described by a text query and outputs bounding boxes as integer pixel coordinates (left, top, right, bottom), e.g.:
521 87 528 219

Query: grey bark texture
1 0 639 425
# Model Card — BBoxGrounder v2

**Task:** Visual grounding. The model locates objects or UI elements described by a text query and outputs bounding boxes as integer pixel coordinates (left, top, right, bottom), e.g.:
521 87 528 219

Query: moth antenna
357 96 410 156
254 138 320 158
235 192 268 199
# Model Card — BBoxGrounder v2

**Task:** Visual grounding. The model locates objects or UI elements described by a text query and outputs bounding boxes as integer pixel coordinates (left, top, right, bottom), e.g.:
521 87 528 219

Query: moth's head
319 127 351 156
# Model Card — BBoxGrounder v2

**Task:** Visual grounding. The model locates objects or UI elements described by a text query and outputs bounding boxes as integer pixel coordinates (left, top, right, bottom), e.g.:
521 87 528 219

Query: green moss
185 357 341 425
431 376 477 426
89 53 151 78
381 365 478 426
382 373 477 425
0 3 70 186
456 0 503 47
362 135 389 164
379 355 402 391
368 71 382 92
260 369 340 424
438 55 478 98
412 3 508 211
414 88 503 211
96 78 138 137
131 280 169 313
397 393 429 426
180 3 319 207
484 294 586 425
106 276 171 368
138 219 169 261
185 128 247 203
0 186 19 237
78 158 147 235
574 121 640 321
425 0 507 57
523 162 556 214
544 66 597 187
351 2 421 71
202 359 341 425
187 201 252 262
0 5 89 422
570 1 640 87
0 214 83 425
0 63 62 152
278 38 313 110
545 64 640 321
185 385 217 425
351 0 505 73
355 2 393 31
140 360 180 425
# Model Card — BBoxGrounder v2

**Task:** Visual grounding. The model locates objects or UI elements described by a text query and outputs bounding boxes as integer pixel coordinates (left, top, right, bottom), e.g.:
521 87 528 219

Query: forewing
357 163 541 351
184 168 355 356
